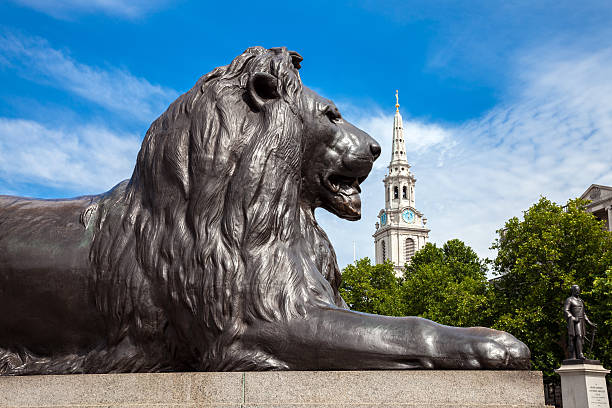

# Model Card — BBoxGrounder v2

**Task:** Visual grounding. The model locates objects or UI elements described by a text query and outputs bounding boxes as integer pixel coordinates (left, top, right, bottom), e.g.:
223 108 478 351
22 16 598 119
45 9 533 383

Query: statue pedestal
0 370 548 407
556 362 610 408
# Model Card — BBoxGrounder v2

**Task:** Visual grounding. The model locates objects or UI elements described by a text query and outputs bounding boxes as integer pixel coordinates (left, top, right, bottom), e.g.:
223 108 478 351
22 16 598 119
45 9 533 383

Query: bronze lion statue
0 47 529 374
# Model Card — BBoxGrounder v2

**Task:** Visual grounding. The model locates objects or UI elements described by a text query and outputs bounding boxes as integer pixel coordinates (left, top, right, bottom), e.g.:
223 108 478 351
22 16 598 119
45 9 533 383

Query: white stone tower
373 91 429 275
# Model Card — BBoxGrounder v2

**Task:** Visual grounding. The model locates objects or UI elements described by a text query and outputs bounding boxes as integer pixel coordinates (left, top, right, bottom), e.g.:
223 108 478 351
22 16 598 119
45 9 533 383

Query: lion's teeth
324 178 340 193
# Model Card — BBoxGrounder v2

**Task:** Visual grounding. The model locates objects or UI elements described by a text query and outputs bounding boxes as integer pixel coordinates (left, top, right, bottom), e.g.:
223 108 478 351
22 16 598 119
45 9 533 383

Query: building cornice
373 225 430 238
585 196 612 208
383 173 416 182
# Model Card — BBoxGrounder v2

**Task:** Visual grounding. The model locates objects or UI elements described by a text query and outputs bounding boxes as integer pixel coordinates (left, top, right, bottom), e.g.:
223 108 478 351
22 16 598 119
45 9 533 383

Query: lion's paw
469 328 531 369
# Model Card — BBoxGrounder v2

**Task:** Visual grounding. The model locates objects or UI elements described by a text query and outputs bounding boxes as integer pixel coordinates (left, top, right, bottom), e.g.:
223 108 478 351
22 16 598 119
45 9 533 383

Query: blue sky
1 1 612 270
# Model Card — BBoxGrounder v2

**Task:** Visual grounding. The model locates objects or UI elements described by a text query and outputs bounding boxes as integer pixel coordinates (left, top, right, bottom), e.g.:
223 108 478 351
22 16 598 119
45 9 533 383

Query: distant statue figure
564 285 596 360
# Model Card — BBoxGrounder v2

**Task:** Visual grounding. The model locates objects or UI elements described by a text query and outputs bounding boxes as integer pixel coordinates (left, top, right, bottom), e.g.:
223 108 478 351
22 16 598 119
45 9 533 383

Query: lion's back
0 194 97 265
0 194 108 355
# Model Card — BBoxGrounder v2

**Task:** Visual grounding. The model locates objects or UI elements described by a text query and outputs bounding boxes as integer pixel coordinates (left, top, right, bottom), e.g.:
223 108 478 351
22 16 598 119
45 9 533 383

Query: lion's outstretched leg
243 306 530 370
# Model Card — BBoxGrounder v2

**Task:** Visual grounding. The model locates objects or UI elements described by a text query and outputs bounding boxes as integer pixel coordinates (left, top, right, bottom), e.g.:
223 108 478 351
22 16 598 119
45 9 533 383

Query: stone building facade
373 92 429 276
581 184 612 231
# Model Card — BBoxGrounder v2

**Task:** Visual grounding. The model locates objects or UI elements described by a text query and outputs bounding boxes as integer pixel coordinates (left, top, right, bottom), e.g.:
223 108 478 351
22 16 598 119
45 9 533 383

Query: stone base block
556 362 610 408
0 370 549 407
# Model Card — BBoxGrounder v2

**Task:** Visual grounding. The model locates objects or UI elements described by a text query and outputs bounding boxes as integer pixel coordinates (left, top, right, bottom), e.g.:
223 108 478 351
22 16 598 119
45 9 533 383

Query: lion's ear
247 72 279 110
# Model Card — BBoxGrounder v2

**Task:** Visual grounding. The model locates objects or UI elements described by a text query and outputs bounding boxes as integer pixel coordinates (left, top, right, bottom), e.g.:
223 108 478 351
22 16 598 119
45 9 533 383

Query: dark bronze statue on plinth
563 285 597 363
0 47 530 375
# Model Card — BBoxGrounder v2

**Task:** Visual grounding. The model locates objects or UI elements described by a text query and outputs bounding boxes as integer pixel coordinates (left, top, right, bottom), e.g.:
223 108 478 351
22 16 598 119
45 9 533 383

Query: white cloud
352 113 454 170
320 46 612 270
0 118 140 193
0 32 177 122
10 0 170 19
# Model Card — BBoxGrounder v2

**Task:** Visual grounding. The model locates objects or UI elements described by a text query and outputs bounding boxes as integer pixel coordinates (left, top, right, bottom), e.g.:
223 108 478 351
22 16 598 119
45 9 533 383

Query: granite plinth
0 370 549 407
556 362 610 408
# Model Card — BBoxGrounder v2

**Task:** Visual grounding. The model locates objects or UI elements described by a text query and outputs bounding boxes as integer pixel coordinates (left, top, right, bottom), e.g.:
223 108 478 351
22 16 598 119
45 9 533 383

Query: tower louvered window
381 241 386 261
405 238 415 262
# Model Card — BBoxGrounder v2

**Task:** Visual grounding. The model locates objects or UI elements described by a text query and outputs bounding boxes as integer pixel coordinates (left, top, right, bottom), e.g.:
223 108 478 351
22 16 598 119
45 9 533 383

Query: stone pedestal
556 362 610 408
0 370 549 407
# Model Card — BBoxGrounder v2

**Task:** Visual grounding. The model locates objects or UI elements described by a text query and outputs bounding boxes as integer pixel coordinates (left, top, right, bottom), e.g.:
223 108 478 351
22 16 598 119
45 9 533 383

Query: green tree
401 239 490 327
582 262 612 374
490 197 612 377
340 257 404 316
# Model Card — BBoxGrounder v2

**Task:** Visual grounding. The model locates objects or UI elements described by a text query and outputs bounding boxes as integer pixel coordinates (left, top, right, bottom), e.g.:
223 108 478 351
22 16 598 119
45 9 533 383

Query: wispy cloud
0 118 140 194
336 101 455 170
322 45 612 269
353 114 455 169
9 0 170 19
0 32 177 122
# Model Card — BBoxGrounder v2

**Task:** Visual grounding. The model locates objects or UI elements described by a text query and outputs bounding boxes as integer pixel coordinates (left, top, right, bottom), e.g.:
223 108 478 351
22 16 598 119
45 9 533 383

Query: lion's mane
89 47 341 371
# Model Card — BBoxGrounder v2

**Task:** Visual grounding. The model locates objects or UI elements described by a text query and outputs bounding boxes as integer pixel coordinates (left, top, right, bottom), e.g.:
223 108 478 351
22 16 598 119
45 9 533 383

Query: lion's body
0 196 102 353
0 47 530 375
0 181 342 373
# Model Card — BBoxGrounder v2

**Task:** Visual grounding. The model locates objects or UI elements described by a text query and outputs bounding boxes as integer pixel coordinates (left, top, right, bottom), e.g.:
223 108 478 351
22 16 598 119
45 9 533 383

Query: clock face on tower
402 209 415 224
380 212 387 225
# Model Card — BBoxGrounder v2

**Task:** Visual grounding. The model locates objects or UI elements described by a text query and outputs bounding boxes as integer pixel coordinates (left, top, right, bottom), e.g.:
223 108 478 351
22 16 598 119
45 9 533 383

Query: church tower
373 91 429 275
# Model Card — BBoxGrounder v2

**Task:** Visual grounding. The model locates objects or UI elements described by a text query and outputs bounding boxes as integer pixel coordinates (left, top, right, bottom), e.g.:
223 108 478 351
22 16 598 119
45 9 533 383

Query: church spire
373 90 429 275
390 90 409 167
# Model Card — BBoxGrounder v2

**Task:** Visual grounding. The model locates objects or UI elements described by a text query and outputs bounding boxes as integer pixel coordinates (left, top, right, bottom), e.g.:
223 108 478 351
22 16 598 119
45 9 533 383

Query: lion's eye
323 106 342 123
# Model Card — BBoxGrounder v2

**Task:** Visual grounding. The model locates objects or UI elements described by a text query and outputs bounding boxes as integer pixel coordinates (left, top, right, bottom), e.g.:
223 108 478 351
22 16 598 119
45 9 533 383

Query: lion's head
91 46 380 370
299 87 381 220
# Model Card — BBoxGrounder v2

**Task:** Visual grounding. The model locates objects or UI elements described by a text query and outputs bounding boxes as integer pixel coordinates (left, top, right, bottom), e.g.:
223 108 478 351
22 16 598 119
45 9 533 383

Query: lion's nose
370 142 381 160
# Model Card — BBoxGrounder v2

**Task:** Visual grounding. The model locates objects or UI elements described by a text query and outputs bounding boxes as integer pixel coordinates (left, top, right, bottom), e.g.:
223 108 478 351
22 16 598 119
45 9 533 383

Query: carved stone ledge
0 370 549 407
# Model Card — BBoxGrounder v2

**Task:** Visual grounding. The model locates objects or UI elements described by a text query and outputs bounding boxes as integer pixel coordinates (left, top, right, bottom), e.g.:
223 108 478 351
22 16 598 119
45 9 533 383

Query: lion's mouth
321 173 366 220
323 174 365 195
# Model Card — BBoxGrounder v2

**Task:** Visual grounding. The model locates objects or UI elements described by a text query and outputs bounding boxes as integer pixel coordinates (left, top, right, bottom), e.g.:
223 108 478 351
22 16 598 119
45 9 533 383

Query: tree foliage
490 197 612 376
402 239 490 327
340 240 491 327
339 258 404 316
585 268 612 369
340 198 611 378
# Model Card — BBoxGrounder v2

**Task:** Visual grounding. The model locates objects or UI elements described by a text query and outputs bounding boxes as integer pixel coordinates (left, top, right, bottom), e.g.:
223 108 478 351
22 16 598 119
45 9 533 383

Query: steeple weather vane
395 89 399 111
